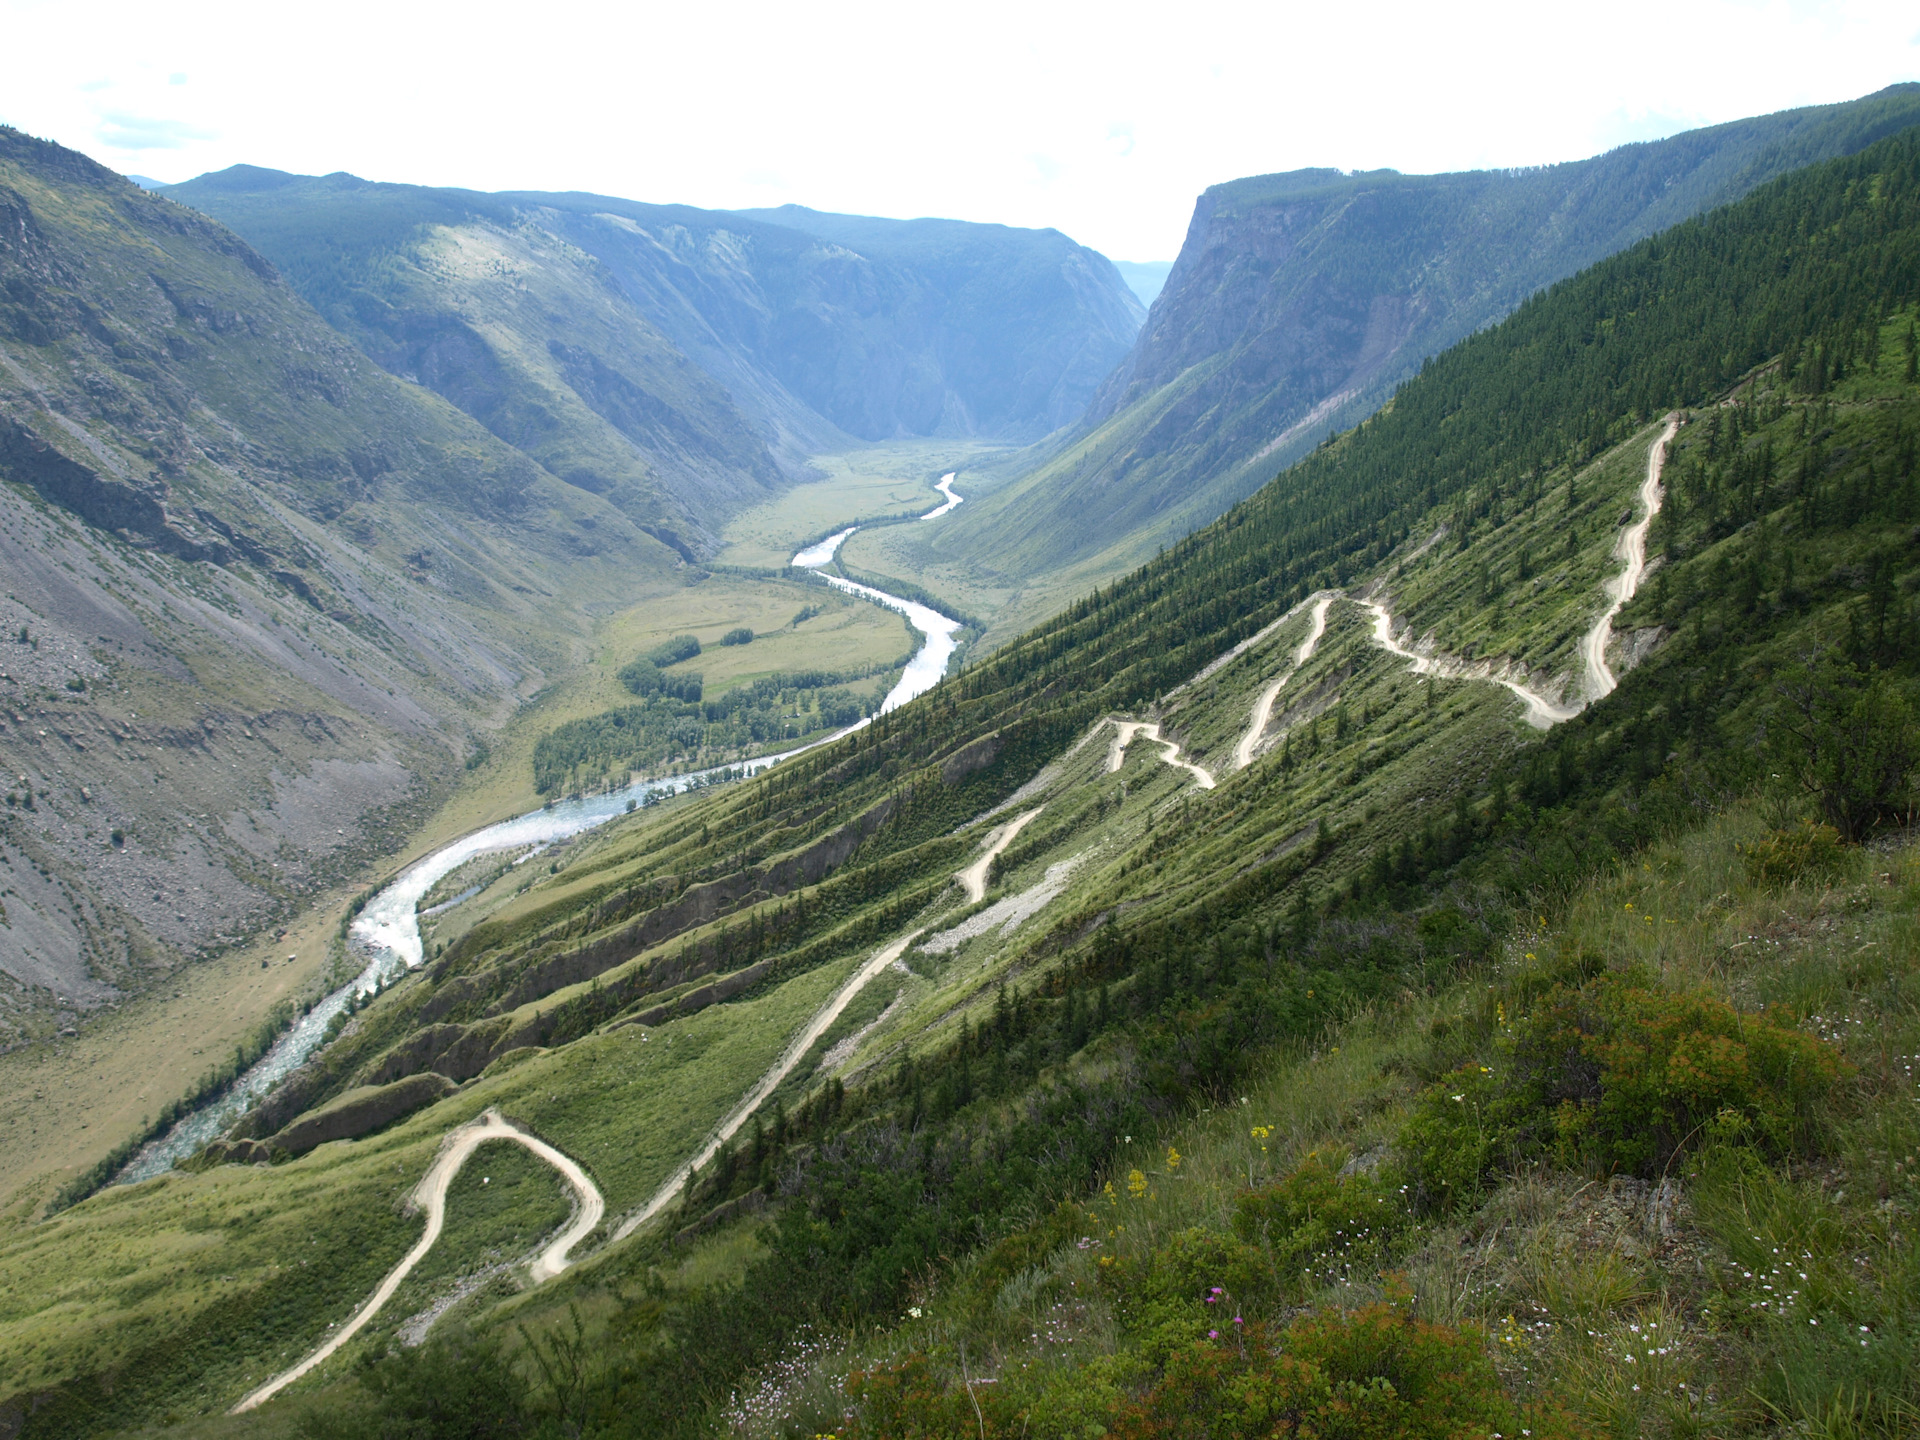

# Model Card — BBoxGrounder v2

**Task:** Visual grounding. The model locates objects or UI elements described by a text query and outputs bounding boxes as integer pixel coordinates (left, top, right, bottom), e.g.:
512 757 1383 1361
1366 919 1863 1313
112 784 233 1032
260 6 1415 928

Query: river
115 479 968 1184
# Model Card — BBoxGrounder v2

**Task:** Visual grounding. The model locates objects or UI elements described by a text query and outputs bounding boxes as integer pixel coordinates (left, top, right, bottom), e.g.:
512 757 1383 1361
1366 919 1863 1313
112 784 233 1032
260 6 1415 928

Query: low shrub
1400 974 1850 1206
846 1353 1029 1439
1097 1227 1274 1366
299 1332 532 1439
721 626 754 646
1108 1306 1582 1440
1231 1147 1412 1292
1739 820 1850 889
845 1308 1577 1440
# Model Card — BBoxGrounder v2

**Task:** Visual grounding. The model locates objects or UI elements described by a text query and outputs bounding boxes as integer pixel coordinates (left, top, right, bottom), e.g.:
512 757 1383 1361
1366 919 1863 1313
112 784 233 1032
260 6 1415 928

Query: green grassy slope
9 121 1920 1439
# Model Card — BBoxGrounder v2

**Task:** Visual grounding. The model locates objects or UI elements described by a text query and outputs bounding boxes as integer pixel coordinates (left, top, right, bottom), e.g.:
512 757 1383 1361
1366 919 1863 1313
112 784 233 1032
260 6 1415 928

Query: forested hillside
892 82 1920 643
8 119 1920 1440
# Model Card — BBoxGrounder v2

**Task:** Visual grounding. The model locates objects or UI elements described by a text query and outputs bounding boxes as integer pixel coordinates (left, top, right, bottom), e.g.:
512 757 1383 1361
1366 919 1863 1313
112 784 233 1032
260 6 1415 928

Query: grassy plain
0 892 358 1220
713 441 1010 570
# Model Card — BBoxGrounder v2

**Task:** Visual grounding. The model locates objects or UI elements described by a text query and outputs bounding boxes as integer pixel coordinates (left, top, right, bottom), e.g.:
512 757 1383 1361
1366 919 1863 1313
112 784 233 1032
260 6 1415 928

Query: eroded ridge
232 1110 603 1413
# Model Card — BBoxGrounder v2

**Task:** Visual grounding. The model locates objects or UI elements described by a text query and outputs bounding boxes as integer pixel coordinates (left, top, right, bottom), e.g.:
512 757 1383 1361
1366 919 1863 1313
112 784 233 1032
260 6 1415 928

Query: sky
2 0 1917 261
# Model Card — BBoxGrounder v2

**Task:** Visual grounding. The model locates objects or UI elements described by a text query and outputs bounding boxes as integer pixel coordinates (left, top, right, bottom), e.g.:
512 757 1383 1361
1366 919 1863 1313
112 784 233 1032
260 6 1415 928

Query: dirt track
611 928 926 1244
231 1109 602 1413
1233 593 1336 769
1580 416 1678 701
1106 720 1216 789
957 808 1043 902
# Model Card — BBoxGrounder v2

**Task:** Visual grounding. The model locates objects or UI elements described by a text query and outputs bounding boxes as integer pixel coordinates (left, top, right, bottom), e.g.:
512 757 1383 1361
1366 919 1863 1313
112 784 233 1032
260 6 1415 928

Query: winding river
116 476 969 1184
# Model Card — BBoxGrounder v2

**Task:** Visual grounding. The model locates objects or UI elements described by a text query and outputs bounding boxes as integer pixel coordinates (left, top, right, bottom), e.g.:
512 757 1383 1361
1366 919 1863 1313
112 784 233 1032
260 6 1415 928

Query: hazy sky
3 0 1916 260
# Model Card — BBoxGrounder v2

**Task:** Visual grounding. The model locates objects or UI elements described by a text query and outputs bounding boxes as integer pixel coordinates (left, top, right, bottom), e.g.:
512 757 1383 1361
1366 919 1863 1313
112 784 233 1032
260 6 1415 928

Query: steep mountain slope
8 118 1918 1440
163 175 1144 547
895 83 1920 638
729 204 1145 435
1112 258 1173 306
160 169 784 554
0 129 683 1047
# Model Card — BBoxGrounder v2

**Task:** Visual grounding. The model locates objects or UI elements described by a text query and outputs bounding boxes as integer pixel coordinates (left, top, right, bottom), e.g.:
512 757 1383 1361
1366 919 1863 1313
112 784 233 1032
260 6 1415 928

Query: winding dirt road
611 928 926 1244
1233 593 1335 769
232 1109 603 1413
1357 597 1579 729
957 808 1043 903
1106 720 1216 789
1580 416 1678 701
236 423 1686 1405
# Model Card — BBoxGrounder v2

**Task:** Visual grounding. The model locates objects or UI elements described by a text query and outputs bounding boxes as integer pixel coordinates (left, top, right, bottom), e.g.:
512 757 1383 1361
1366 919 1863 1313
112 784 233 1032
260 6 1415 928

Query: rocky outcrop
0 417 230 562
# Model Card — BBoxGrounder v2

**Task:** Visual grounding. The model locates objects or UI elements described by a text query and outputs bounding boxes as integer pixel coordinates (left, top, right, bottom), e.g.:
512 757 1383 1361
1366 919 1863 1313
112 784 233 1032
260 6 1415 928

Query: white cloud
0 0 1912 259
94 112 213 150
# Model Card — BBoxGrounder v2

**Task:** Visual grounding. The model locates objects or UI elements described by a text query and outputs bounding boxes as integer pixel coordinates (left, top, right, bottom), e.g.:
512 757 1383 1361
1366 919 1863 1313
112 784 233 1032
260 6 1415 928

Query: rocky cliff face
730 205 1144 439
922 84 1920 606
165 176 1146 548
0 131 679 1044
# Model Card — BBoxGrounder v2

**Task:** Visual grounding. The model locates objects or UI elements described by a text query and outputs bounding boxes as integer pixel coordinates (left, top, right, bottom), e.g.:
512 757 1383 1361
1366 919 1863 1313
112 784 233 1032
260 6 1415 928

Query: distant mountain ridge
163 174 1145 549
910 83 1920 632
1111 260 1173 306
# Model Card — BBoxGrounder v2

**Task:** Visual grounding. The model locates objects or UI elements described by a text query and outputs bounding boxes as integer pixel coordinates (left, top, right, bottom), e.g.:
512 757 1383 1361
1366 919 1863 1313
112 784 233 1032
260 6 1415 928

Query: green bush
1396 1061 1503 1210
1098 1227 1274 1366
845 1352 1034 1439
647 633 701 667
299 1333 532 1440
1740 820 1850 889
845 1307 1580 1440
720 626 753 646
1106 1306 1583 1440
1400 975 1849 1205
1231 1147 1411 1291
1772 659 1920 842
